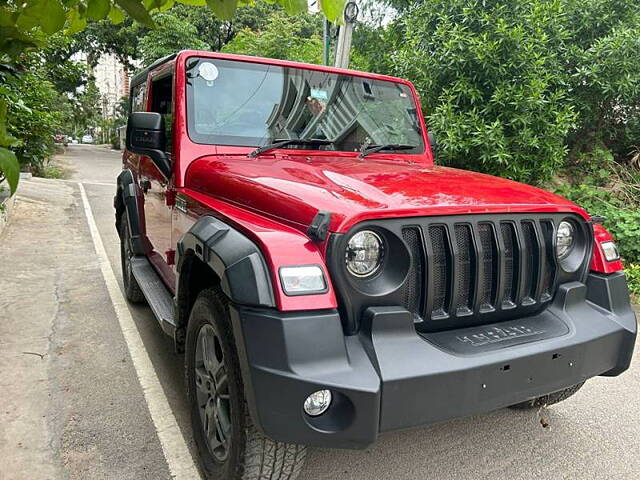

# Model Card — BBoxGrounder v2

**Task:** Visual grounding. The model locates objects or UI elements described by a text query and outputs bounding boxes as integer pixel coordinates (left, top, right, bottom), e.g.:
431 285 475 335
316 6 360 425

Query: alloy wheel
195 324 232 462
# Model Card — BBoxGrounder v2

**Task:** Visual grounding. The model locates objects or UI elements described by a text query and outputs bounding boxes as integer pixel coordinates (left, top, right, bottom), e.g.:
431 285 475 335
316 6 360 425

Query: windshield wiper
248 138 333 158
359 143 416 158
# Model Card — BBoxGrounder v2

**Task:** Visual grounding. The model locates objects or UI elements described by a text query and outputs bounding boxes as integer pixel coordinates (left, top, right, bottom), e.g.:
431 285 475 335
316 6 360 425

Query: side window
150 74 173 154
131 83 146 112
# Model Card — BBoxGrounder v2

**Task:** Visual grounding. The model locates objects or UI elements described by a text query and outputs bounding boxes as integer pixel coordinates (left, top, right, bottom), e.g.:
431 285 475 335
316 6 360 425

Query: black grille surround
326 213 593 335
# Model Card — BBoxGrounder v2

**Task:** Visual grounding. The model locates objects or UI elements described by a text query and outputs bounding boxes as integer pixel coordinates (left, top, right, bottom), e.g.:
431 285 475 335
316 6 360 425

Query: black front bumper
230 272 636 449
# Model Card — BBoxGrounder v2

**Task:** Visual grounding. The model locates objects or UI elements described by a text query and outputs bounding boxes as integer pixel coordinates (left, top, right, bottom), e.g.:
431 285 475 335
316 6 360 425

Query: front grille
401 216 559 329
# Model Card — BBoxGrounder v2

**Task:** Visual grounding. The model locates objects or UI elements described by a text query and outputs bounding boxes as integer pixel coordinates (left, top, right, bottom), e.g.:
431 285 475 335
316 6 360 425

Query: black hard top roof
130 53 177 90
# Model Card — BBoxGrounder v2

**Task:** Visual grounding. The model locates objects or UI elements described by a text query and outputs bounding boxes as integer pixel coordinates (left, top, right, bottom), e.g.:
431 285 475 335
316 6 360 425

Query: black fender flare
114 169 145 255
176 215 276 312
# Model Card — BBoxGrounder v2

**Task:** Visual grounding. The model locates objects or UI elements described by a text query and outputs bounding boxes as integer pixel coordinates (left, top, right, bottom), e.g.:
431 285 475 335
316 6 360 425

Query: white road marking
59 179 117 187
78 182 201 480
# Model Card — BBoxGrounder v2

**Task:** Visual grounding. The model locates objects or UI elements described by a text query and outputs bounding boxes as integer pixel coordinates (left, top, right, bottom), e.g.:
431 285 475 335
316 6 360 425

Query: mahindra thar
115 51 636 479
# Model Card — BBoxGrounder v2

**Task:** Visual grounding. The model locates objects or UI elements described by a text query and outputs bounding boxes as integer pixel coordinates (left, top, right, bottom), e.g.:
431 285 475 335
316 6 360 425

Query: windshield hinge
307 210 332 242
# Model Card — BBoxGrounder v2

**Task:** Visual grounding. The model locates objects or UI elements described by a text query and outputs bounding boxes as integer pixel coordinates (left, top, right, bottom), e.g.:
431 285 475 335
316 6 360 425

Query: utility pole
333 1 359 69
323 18 331 66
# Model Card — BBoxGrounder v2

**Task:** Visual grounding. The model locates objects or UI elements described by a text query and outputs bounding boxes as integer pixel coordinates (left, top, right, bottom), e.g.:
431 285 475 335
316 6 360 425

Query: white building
92 54 131 119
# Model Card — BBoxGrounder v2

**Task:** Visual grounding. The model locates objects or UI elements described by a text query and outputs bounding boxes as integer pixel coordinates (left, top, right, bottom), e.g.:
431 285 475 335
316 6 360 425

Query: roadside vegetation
1 0 639 292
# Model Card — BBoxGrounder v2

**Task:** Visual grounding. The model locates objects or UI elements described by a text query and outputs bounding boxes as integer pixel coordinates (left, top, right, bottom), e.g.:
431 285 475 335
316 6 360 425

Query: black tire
509 382 585 410
119 213 146 303
185 288 307 480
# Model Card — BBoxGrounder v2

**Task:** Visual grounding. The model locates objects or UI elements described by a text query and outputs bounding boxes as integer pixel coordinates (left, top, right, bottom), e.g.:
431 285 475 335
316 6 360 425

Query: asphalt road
1 144 639 480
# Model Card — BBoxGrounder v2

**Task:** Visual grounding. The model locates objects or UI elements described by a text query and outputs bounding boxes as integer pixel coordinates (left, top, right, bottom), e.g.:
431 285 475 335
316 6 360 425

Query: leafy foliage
3 68 68 175
382 0 576 185
553 150 640 265
137 12 209 66
222 10 323 63
355 0 640 188
0 0 346 193
625 263 640 298
1 0 346 61
563 0 640 162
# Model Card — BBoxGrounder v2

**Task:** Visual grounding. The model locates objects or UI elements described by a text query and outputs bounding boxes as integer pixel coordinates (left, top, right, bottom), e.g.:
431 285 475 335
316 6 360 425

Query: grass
36 164 66 179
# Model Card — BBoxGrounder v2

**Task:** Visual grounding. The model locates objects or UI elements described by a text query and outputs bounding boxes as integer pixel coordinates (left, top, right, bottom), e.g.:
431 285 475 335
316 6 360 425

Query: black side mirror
126 112 171 178
428 131 437 161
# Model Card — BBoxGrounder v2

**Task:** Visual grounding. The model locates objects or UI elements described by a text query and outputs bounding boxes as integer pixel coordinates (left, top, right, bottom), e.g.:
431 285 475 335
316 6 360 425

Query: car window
131 83 146 112
150 74 173 154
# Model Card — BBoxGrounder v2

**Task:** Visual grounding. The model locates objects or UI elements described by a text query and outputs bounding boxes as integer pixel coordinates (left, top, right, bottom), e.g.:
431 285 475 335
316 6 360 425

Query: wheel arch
175 215 276 328
115 169 145 255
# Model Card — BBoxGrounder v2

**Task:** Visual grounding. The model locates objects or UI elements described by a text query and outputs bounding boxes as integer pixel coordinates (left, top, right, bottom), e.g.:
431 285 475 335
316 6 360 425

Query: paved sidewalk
0 177 171 479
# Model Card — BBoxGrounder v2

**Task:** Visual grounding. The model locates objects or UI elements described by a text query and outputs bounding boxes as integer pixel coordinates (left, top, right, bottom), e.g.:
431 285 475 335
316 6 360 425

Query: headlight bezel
341 227 411 297
555 217 589 273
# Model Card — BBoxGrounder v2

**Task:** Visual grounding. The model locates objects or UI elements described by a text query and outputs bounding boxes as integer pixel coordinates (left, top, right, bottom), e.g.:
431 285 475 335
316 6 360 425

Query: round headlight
345 230 383 277
556 221 575 258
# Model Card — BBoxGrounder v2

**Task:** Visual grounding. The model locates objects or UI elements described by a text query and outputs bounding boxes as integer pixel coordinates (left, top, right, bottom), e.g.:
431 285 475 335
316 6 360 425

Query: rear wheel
509 382 585 409
185 288 307 480
119 212 145 303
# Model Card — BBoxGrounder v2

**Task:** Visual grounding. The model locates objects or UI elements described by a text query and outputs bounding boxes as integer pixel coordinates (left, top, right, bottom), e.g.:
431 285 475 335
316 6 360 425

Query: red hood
185 154 586 233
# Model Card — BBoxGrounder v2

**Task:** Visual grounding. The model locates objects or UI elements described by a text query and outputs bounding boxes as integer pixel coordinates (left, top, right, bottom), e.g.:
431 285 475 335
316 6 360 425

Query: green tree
0 0 347 193
563 0 640 161
172 2 280 51
222 10 324 63
72 18 141 69
379 0 577 185
137 12 209 66
70 78 102 138
3 69 66 174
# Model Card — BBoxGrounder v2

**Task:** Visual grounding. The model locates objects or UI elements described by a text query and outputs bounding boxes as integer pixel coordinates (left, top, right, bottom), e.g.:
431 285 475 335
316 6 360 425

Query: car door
139 70 175 285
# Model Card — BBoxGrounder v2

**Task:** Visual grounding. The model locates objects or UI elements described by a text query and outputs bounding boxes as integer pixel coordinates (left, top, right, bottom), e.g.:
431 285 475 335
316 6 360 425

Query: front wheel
185 288 307 480
509 382 585 409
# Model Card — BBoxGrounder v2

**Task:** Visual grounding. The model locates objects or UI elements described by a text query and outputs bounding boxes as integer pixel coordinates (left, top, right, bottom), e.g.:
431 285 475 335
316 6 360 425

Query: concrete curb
0 185 16 237
0 172 29 237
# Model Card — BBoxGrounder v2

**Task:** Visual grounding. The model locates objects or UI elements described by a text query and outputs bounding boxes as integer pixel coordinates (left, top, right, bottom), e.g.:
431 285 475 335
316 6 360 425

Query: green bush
553 150 640 266
563 0 640 162
4 70 67 174
222 10 323 64
383 0 576 185
358 0 640 184
625 264 640 299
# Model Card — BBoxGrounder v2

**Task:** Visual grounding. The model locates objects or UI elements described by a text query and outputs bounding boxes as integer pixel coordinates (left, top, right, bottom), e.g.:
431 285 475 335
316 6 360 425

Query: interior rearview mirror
126 112 171 178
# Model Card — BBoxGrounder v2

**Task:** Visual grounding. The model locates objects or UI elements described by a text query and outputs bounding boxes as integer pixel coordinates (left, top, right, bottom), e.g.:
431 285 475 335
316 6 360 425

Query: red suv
115 51 636 480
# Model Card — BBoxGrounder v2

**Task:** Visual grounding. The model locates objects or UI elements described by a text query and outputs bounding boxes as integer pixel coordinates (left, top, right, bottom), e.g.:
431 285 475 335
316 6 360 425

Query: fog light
303 390 332 416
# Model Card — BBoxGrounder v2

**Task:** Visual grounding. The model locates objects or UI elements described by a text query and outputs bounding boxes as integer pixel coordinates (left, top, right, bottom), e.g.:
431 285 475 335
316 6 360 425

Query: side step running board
130 256 176 336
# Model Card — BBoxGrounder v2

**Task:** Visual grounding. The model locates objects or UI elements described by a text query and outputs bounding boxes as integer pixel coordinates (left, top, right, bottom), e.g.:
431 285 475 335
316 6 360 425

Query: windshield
185 57 425 154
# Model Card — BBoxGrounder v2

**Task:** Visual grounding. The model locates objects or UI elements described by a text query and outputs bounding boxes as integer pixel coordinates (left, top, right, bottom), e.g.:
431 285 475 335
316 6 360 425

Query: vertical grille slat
453 224 474 315
500 223 518 308
477 223 498 310
539 220 557 301
401 227 424 318
428 225 449 319
521 221 539 304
